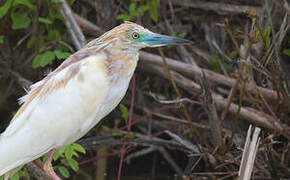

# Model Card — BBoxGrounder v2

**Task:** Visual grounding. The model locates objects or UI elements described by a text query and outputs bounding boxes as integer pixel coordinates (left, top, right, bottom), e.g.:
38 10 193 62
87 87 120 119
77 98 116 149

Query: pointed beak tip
182 39 195 45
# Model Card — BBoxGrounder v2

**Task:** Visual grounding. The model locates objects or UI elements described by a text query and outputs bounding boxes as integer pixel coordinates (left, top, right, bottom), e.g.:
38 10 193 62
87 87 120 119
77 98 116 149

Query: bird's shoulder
12 50 107 122
3 50 109 138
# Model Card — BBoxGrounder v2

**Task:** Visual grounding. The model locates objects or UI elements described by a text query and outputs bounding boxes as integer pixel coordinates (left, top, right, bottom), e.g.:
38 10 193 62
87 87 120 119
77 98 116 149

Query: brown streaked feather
39 64 82 99
11 51 92 123
102 49 135 84
85 21 147 50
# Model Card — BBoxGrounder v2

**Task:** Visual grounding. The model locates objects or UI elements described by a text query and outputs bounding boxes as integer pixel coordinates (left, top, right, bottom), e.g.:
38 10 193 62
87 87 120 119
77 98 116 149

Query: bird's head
86 21 193 54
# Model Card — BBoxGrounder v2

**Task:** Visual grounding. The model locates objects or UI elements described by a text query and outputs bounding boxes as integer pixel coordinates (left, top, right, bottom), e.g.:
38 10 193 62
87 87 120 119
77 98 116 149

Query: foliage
282 41 290 57
283 49 290 56
116 0 160 22
210 53 232 73
119 103 129 120
0 167 30 180
32 50 71 68
0 35 3 44
171 32 187 39
42 143 86 178
0 0 71 69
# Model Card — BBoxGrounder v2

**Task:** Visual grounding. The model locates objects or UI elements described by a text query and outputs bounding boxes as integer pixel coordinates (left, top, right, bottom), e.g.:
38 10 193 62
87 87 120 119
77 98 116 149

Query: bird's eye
131 32 140 39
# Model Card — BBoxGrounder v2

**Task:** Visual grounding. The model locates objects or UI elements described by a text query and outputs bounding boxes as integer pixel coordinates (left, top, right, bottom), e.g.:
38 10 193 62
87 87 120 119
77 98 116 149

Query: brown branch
140 61 287 136
199 72 222 147
139 51 278 101
72 12 104 35
171 0 262 15
25 163 50 180
59 0 86 49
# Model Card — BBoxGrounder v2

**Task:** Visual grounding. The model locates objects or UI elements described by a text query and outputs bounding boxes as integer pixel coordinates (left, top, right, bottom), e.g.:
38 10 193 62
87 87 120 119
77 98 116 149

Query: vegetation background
0 0 289 179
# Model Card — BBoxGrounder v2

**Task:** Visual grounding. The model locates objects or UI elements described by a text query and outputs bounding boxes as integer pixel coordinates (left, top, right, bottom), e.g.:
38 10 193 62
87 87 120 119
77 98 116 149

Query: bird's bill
142 33 193 47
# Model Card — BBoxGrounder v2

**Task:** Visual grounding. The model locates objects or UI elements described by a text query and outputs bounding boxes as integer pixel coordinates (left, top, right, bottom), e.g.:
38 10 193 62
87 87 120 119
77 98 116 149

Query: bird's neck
103 47 138 85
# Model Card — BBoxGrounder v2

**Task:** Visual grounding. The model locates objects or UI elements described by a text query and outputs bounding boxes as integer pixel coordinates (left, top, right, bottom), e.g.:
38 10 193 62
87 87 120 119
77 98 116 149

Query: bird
0 21 192 179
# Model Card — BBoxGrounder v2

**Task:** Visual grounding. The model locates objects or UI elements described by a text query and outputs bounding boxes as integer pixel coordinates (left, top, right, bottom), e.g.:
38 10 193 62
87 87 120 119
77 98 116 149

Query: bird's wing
1 53 88 136
0 52 110 175
2 50 95 137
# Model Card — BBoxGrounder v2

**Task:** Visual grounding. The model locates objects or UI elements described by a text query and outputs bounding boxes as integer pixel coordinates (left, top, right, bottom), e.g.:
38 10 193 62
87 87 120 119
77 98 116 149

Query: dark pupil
133 33 139 39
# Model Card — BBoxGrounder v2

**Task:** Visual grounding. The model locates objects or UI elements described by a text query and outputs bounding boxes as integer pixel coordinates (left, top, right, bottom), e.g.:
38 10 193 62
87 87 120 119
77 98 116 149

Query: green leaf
139 4 149 15
51 12 65 21
116 14 132 21
68 158 79 172
129 3 138 17
112 130 123 137
72 151 79 158
53 147 66 161
0 0 13 19
177 32 186 38
65 146 73 160
283 49 290 57
11 12 31 29
42 154 49 164
119 104 129 119
10 171 19 180
0 175 4 180
210 60 220 73
21 168 30 180
26 36 35 48
129 132 136 138
263 26 271 49
40 51 55 67
0 35 3 44
13 0 36 9
58 166 70 178
72 143 86 154
114 118 121 126
210 54 221 73
54 50 71 59
38 17 53 24
230 51 237 58
171 32 177 37
149 0 159 22
32 51 55 68
102 125 110 131
47 30 61 41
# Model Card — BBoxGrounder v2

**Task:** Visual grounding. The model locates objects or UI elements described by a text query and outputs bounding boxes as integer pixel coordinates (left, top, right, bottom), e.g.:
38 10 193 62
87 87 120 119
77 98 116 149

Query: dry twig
199 72 222 147
238 125 261 180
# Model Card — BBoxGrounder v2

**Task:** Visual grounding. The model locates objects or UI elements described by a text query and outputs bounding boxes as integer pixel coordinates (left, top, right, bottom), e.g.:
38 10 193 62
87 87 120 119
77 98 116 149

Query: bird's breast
74 53 138 140
87 55 138 127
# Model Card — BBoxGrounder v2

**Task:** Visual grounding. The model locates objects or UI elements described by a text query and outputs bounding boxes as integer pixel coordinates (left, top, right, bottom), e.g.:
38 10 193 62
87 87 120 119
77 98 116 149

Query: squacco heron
0 21 192 179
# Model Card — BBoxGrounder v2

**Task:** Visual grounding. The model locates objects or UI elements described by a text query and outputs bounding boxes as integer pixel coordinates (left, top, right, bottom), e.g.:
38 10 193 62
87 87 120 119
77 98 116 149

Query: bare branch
59 0 86 50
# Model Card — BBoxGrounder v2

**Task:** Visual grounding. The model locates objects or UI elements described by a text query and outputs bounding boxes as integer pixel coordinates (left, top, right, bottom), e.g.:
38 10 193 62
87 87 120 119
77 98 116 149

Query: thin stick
238 125 261 180
117 74 136 180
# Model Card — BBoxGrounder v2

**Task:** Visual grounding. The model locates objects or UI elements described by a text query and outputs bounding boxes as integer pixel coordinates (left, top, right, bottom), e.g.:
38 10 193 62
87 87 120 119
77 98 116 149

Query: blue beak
142 33 193 47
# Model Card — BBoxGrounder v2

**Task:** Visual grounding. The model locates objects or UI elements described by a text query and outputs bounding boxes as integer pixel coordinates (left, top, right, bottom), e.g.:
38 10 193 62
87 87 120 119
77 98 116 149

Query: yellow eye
131 32 140 39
